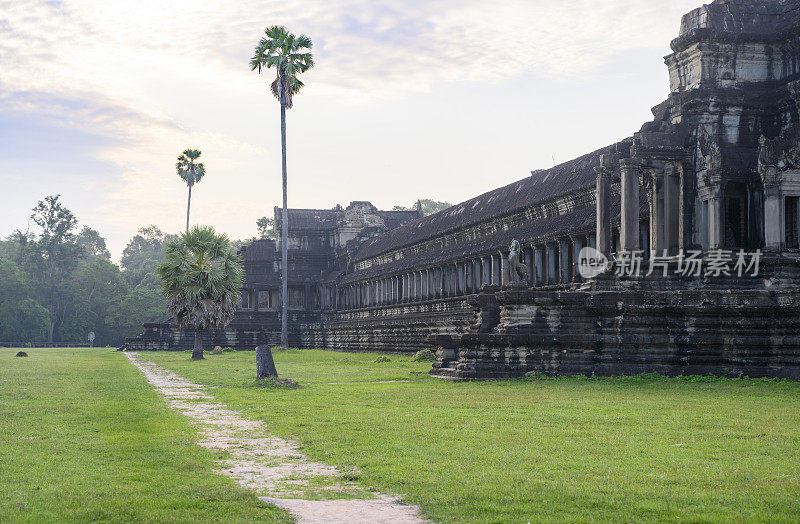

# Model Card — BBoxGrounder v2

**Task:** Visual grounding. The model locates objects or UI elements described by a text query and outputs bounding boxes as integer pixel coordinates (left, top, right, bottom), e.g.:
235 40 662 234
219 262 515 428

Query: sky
0 0 702 260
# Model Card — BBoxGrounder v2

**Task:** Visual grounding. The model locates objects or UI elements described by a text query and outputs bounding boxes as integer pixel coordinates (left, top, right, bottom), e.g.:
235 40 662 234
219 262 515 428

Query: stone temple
129 0 800 379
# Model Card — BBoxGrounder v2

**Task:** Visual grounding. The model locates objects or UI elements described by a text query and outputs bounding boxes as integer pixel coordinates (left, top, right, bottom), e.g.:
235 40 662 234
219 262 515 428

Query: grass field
144 348 800 523
3 347 800 522
0 348 292 523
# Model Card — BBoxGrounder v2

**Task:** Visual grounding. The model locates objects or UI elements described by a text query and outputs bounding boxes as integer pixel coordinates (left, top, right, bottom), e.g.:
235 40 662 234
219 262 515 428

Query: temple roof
350 140 632 263
276 208 340 231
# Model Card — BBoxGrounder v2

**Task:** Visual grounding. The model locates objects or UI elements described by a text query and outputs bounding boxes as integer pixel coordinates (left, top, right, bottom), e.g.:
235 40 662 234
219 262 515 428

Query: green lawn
145 348 800 523
0 348 292 523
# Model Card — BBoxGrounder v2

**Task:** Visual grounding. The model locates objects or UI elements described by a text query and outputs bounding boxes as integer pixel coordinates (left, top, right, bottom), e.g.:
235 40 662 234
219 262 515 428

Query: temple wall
125 311 319 351
432 262 800 380
298 297 474 353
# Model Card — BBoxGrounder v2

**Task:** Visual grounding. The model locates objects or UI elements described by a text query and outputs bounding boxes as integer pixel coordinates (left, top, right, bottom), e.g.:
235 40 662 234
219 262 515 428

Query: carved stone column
571 236 584 283
499 251 508 287
620 158 641 252
559 238 571 283
533 245 544 286
546 243 557 284
708 187 723 250
595 154 613 255
761 166 783 250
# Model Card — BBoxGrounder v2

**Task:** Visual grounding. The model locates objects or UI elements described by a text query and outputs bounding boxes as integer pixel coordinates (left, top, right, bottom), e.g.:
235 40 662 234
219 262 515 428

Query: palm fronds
157 226 243 330
250 25 313 109
176 149 205 186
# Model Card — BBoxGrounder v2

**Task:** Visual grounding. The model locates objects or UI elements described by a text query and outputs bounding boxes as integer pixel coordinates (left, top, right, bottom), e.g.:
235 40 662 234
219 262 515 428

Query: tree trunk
186 183 193 232
280 90 289 350
192 329 204 360
256 345 278 378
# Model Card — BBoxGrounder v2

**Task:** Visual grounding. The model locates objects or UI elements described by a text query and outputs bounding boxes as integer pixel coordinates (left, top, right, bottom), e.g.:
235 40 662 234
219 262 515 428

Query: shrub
15 351 28 357
253 376 300 389
410 349 436 362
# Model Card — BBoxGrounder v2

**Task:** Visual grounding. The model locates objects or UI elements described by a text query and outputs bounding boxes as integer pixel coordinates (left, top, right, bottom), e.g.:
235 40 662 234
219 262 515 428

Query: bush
15 351 28 357
410 349 436 362
253 376 300 389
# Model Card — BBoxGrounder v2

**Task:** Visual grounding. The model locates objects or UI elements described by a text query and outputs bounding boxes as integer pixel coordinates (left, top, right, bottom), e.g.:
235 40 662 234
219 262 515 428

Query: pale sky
0 0 702 260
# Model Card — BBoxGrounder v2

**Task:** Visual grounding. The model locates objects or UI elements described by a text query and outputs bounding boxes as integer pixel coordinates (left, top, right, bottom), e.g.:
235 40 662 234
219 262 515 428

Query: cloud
0 0 701 258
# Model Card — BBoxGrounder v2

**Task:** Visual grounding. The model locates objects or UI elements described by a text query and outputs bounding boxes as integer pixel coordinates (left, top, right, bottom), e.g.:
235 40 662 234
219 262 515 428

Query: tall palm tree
157 226 243 360
176 149 206 232
250 25 313 349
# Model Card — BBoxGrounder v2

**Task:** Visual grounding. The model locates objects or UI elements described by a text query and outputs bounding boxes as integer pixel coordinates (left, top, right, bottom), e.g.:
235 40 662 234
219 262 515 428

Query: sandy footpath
126 352 427 523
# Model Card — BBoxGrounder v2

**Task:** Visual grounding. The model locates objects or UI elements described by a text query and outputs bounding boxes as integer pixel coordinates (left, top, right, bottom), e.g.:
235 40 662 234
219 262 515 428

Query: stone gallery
129 0 800 379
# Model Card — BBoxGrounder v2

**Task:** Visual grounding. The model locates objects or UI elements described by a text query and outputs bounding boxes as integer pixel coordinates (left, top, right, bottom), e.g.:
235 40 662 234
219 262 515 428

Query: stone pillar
572 236 584 282
499 251 508 287
708 188 724 249
534 245 544 286
559 238 571 283
620 158 641 252
546 243 557 284
524 246 533 286
664 164 681 253
595 154 613 255
763 168 783 250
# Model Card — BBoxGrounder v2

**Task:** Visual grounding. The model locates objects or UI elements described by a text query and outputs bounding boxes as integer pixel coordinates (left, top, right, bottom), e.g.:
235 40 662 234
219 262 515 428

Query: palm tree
176 149 206 232
250 25 313 349
157 226 243 360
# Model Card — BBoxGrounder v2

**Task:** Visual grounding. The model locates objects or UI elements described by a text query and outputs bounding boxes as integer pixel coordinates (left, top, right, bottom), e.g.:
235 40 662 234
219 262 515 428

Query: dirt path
125 352 427 524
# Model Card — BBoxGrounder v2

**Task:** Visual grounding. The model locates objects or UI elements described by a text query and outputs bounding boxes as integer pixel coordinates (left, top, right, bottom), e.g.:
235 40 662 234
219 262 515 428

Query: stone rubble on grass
126 352 427 523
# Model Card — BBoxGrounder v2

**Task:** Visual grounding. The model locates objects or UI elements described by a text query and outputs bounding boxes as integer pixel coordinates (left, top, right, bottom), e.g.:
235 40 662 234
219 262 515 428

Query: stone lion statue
508 240 529 284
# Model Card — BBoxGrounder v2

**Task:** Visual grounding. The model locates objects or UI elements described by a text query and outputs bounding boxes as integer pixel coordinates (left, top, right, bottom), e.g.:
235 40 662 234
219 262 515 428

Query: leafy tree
176 149 206 232
392 199 452 216
0 231 32 262
0 298 50 347
113 285 168 342
157 226 244 359
76 226 111 260
0 259 29 301
63 258 130 346
120 225 176 288
251 25 313 349
0 202 176 347
27 195 83 345
256 216 277 239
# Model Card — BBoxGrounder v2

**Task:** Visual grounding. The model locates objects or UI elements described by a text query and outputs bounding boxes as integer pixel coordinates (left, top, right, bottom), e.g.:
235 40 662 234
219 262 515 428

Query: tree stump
256 345 278 378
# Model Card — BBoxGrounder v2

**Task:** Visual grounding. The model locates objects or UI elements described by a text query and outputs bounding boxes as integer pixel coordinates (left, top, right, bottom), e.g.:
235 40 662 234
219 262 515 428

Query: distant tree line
0 196 177 348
